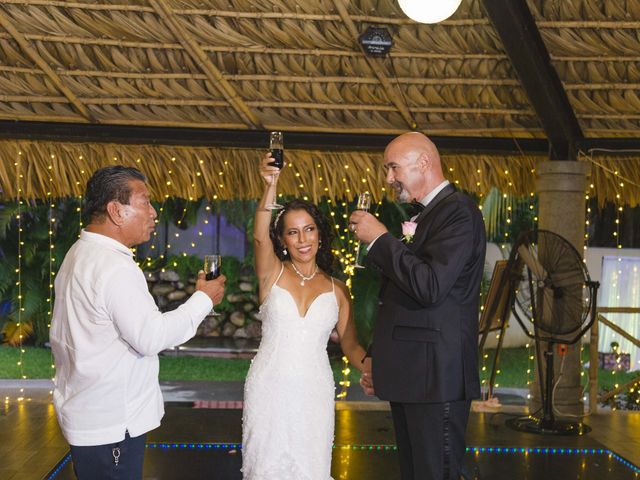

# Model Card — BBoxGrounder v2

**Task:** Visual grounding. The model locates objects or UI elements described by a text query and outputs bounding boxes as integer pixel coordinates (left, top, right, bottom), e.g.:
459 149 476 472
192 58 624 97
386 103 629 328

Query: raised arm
254 153 282 297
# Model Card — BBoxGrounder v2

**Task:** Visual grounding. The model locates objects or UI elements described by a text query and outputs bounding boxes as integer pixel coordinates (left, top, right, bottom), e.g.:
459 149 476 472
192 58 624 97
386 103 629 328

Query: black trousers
70 431 147 480
390 400 471 480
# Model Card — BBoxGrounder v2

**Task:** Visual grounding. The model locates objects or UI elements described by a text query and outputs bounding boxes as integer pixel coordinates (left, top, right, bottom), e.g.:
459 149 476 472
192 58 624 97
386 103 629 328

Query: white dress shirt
50 230 212 446
412 180 451 220
368 180 450 249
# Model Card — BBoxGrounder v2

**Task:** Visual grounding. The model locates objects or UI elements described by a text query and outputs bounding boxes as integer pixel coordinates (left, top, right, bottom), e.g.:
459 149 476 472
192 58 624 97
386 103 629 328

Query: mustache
391 181 403 192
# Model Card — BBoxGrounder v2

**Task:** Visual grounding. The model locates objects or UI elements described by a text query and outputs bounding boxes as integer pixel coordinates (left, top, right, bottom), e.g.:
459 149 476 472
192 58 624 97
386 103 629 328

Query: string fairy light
525 182 538 399
480 351 489 392
48 162 56 391
169 157 189 259
139 172 163 274
336 356 350 400
163 163 176 259
160 158 185 262
579 177 595 394
475 167 484 214
610 176 624 405
73 156 84 238
526 342 535 401
502 168 515 244
184 167 205 257
15 151 26 390
324 157 386 397
487 167 522 391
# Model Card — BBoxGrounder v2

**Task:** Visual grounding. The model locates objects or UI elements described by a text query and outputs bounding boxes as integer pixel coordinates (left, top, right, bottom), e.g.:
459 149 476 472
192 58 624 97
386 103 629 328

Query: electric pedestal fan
504 230 599 435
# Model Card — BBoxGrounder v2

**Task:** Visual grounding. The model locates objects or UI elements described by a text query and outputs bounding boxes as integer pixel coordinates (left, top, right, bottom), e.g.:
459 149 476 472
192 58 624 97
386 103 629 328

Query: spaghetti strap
274 262 285 286
263 263 286 303
331 276 335 293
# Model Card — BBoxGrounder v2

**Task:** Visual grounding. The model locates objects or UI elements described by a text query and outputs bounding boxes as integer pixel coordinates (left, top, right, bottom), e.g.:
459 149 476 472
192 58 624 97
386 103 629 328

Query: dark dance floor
46 443 640 480
39 405 640 480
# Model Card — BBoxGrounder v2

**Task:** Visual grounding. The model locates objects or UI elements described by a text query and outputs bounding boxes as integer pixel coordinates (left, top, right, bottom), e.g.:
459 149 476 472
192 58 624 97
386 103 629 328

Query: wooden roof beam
3 120 640 153
149 0 261 129
331 0 418 131
481 0 583 160
0 11 93 122
0 120 550 154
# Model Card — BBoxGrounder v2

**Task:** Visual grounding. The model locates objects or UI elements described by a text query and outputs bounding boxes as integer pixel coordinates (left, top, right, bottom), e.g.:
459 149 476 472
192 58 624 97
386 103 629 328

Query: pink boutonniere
401 221 418 243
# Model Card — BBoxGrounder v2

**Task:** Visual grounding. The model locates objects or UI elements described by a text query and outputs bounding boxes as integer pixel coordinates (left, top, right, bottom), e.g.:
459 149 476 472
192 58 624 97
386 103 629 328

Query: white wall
584 247 640 288
481 243 640 349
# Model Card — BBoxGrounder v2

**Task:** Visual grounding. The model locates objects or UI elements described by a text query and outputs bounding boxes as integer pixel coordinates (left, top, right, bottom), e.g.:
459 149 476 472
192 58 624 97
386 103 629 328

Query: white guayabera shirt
50 230 212 446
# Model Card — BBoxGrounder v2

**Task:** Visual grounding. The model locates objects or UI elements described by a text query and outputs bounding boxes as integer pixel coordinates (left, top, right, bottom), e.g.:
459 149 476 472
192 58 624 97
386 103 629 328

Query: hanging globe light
398 0 463 24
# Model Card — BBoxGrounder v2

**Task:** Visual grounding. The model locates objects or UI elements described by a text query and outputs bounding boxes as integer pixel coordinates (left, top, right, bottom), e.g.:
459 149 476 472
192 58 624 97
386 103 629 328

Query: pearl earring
283 248 288 256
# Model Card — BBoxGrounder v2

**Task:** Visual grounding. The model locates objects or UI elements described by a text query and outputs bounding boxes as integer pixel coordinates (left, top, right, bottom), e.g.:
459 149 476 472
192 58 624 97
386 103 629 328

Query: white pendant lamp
398 0 463 24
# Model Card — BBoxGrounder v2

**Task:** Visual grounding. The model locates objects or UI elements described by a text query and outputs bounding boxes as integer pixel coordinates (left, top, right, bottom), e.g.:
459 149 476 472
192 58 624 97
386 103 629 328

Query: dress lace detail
242 278 338 480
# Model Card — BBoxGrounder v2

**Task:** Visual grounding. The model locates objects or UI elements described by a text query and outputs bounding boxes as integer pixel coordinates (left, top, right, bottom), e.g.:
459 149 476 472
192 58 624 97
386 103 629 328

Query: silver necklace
290 261 318 286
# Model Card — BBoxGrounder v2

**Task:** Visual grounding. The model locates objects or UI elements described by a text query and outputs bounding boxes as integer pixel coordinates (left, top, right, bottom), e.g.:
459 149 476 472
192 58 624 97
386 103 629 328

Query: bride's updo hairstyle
269 199 335 274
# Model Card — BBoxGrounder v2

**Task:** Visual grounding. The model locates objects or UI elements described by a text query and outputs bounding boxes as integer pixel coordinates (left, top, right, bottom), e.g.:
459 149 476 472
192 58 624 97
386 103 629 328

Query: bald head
383 132 446 202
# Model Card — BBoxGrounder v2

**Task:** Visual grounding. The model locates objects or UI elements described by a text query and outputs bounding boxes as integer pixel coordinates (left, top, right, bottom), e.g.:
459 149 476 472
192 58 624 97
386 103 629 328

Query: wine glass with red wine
265 131 284 210
204 254 221 316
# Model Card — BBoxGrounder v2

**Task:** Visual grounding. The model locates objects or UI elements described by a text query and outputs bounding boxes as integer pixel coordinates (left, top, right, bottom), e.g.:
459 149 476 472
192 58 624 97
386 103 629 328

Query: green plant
481 188 537 244
142 253 245 314
0 199 81 346
156 254 205 283
1 187 528 349
314 196 409 344
155 198 203 230
218 255 246 313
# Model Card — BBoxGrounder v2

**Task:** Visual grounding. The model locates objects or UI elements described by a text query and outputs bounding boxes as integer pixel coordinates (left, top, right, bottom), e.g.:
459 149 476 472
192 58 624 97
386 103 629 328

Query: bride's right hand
260 152 281 185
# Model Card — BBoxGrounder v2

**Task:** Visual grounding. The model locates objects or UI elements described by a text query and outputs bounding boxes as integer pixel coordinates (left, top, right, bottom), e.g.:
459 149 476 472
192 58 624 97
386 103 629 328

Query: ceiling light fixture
398 0 463 24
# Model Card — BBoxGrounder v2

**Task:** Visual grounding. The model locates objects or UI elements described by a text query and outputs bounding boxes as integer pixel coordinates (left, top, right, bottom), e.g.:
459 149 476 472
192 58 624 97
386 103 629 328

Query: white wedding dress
242 266 338 480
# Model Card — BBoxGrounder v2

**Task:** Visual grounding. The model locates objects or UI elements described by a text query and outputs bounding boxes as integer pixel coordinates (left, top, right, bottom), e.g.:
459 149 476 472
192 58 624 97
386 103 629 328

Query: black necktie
407 200 425 217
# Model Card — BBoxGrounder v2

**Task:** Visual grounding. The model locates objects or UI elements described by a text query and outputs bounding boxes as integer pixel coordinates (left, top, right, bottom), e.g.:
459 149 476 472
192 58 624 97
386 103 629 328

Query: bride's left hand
360 358 375 396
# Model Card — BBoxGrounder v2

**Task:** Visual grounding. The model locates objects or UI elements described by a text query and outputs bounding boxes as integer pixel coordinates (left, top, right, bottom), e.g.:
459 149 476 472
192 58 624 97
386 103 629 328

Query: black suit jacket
367 184 486 403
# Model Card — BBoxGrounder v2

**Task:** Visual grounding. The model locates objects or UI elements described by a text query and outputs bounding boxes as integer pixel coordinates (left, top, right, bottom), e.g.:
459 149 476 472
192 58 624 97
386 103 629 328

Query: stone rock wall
146 270 261 339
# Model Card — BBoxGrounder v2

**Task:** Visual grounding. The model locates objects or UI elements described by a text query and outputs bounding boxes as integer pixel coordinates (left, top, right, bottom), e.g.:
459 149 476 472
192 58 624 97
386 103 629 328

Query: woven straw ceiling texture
0 0 638 205
0 0 540 135
0 0 638 135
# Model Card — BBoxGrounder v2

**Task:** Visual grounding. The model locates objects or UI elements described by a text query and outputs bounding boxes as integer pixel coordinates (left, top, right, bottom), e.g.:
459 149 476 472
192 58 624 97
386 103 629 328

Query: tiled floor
3 394 640 480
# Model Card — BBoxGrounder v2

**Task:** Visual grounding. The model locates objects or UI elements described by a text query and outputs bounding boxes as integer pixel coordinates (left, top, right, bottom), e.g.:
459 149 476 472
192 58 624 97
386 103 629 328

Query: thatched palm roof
0 0 638 205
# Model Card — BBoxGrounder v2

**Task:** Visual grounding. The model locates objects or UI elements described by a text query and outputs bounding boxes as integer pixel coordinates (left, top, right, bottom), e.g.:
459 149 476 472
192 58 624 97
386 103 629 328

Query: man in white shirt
50 166 226 479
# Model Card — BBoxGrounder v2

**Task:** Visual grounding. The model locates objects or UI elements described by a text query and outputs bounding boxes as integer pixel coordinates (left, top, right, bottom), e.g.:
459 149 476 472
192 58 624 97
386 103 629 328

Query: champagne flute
204 254 222 316
353 192 371 269
266 131 284 210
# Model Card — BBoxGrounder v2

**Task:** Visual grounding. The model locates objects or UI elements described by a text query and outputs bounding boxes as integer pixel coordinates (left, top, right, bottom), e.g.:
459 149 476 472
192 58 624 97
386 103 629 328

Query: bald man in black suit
350 132 486 480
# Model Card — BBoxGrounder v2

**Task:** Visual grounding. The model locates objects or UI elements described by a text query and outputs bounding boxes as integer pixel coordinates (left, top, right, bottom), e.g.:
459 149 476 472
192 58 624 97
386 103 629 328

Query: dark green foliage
0 199 81 346
601 384 640 411
209 199 257 231
215 256 242 314
150 253 244 314
481 188 538 244
157 254 204 283
350 268 382 346
154 198 203 230
0 187 516 348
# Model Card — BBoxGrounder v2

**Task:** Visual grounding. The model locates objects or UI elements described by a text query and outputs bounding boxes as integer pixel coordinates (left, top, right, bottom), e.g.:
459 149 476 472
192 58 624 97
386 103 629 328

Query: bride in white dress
242 154 371 480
